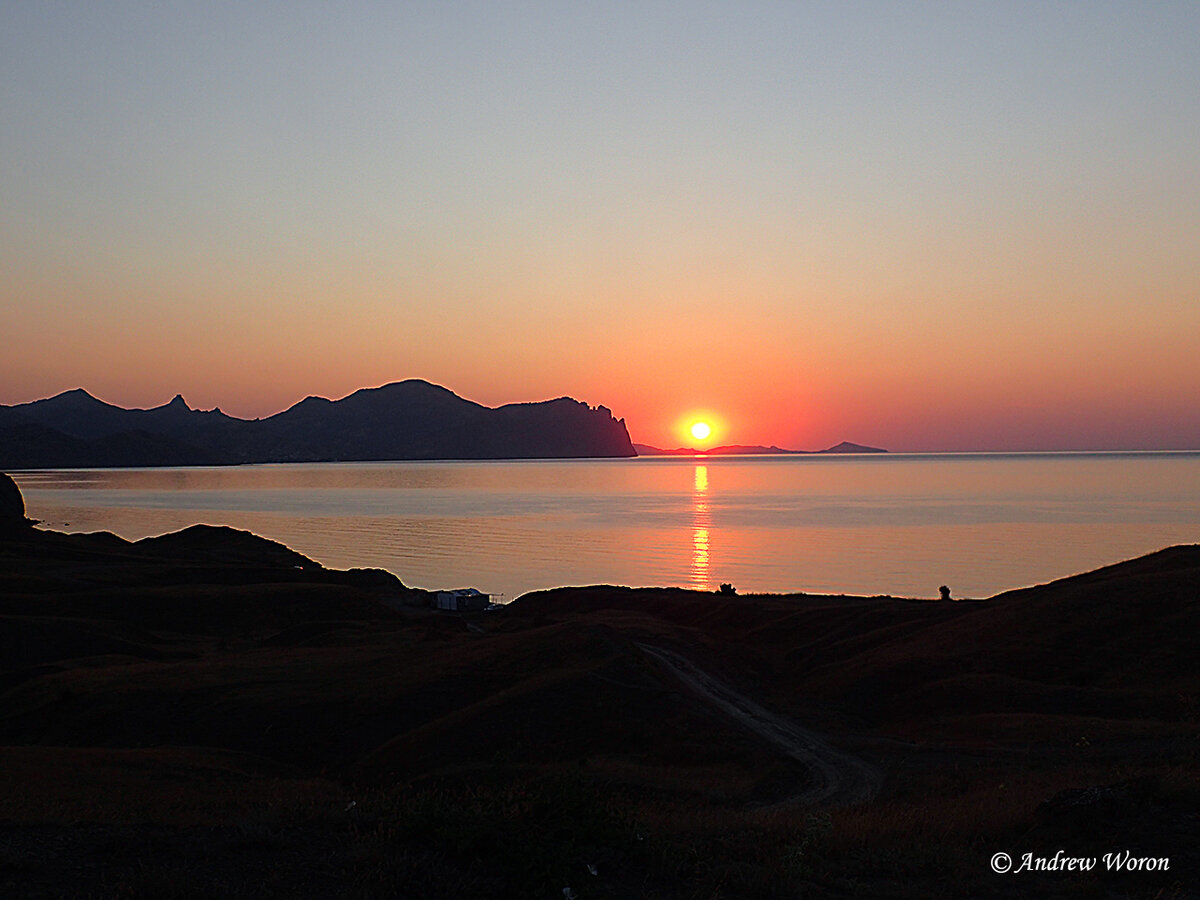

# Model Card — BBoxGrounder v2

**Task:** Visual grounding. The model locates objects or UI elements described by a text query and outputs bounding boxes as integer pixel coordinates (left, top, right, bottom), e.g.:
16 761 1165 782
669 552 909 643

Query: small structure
435 588 493 612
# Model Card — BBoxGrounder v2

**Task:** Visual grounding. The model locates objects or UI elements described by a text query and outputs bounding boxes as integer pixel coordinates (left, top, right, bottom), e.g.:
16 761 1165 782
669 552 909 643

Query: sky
2 2 1198 451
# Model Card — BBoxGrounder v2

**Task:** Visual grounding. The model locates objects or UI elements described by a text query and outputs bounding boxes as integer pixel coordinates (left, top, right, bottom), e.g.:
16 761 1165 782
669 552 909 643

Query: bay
12 452 1200 600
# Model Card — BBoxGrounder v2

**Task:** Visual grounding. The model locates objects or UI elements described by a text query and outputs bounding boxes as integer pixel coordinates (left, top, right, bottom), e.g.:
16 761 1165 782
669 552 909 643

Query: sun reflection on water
19 455 1200 601
691 464 710 590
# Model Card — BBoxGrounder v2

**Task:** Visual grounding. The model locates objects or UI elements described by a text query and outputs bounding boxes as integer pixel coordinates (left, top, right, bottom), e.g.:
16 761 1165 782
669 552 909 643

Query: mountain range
0 380 637 468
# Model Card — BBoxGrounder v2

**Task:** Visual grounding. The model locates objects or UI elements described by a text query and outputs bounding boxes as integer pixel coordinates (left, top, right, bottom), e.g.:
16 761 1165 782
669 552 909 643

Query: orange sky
2 4 1198 451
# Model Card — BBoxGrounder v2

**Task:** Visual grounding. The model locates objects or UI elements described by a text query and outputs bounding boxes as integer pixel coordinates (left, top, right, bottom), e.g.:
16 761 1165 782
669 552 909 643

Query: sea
12 452 1200 601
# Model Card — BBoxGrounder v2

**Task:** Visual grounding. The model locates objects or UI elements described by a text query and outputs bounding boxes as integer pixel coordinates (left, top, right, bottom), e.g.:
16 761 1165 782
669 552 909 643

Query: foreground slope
0 474 1195 897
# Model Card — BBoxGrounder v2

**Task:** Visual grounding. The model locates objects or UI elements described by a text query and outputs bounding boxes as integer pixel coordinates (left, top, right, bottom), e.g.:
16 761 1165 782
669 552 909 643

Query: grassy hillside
1 509 1196 897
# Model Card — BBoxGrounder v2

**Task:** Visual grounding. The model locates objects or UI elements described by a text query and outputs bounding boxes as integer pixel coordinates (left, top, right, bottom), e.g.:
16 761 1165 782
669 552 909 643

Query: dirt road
636 643 881 805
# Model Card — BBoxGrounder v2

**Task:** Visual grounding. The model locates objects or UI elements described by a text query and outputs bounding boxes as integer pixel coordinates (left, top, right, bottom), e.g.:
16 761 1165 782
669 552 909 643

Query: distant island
633 440 886 455
0 380 636 468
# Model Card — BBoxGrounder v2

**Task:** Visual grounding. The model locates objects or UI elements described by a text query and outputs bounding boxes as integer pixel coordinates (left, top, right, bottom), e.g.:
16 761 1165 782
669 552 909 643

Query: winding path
636 643 881 806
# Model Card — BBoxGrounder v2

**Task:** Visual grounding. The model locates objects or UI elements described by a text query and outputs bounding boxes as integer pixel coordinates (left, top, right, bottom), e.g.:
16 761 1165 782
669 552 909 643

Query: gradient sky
3 2 1198 451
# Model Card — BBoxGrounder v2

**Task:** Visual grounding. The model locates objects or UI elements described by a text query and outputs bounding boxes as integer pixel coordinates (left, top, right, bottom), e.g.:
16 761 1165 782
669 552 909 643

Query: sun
676 411 723 446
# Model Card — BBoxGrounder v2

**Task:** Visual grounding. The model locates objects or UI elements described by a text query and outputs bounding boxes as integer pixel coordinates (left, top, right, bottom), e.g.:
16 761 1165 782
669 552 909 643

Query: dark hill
0 472 32 536
3 388 245 444
508 545 1200 742
1 468 1196 897
0 380 636 468
4 388 133 439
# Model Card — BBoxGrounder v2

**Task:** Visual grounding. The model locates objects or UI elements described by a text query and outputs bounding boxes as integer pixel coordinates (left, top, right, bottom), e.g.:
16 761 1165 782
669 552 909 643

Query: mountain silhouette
0 381 636 468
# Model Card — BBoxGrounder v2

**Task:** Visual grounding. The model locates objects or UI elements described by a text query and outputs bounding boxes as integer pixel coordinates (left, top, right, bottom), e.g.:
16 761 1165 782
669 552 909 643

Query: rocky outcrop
0 473 33 536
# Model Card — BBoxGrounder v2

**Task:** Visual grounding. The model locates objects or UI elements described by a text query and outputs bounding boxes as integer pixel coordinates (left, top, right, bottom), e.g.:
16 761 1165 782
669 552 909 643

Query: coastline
3 471 1198 897
13 451 1200 602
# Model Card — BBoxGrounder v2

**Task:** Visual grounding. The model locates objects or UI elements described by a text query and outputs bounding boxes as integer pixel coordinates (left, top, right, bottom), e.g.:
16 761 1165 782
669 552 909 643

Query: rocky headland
0 380 636 468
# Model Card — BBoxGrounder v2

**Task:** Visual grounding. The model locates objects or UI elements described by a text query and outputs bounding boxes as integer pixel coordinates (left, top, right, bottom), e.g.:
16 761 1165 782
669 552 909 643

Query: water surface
14 453 1200 600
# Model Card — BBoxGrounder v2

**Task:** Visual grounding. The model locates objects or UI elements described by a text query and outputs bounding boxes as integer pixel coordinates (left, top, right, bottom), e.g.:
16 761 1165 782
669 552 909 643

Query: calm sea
12 453 1200 600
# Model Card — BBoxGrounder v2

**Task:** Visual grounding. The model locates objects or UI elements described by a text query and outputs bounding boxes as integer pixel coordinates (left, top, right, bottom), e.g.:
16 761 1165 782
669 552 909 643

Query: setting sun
676 412 724 447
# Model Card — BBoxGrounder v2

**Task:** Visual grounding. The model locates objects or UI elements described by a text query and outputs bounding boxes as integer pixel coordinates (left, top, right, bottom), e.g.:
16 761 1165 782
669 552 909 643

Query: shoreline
3 473 1198 896
14 452 1200 602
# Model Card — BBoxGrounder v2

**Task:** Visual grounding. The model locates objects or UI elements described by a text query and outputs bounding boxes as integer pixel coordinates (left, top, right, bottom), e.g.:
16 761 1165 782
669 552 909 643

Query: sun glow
675 411 724 447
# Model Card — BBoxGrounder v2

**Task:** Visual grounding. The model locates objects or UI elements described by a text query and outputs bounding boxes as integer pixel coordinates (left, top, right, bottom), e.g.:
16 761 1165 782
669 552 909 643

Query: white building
435 588 493 611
